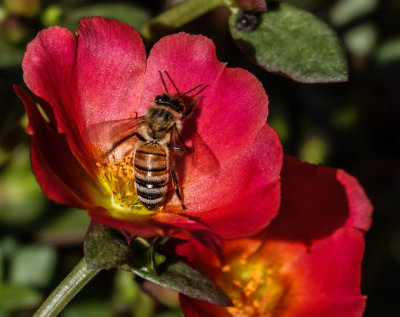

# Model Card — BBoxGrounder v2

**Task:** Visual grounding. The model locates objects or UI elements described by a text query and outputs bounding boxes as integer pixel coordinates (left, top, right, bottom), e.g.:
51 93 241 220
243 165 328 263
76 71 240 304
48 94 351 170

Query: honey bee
87 72 208 211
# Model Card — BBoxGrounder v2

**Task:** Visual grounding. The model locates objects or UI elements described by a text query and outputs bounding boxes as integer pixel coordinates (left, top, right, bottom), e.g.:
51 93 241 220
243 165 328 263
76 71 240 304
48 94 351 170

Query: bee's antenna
189 84 210 98
180 84 208 97
164 71 180 94
158 71 169 93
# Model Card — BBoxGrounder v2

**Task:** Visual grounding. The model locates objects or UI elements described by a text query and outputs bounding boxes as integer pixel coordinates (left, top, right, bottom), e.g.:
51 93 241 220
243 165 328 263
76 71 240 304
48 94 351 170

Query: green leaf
10 245 57 288
61 300 111 317
229 2 348 83
330 0 378 27
0 284 43 313
127 260 233 307
154 309 184 317
343 23 377 57
37 208 90 245
0 38 25 68
84 222 231 306
84 222 134 269
0 147 46 225
58 3 151 31
375 38 400 64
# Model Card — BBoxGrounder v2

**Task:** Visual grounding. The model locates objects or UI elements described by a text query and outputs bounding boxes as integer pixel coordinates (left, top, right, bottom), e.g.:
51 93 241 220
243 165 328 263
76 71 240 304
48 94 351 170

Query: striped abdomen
134 143 169 210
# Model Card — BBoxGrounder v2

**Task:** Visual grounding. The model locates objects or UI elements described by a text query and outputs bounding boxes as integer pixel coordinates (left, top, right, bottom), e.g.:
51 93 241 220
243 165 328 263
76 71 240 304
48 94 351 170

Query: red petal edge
14 85 99 209
267 155 373 243
88 208 223 251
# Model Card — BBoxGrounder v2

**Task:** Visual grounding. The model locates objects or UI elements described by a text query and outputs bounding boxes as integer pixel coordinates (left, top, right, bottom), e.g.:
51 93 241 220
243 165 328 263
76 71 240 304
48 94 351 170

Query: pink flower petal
280 228 366 317
22 25 83 153
20 18 282 244
337 170 373 231
76 17 146 127
141 33 269 184
179 124 282 239
22 17 147 171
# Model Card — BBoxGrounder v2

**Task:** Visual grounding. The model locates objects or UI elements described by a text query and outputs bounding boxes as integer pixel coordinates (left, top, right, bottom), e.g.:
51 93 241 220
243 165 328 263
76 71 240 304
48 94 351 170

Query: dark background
0 0 399 316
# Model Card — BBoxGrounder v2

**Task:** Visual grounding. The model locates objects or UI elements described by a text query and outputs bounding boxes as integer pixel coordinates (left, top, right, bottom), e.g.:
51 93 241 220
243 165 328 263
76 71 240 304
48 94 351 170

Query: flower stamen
217 255 287 317
96 155 144 211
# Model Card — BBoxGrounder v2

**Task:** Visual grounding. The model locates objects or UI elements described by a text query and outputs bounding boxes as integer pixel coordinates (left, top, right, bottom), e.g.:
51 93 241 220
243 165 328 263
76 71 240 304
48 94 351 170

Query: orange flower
177 155 373 316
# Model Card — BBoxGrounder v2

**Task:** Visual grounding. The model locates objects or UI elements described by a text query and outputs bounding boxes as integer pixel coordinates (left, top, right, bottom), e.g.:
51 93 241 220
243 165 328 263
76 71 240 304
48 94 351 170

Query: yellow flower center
217 255 287 317
96 155 152 215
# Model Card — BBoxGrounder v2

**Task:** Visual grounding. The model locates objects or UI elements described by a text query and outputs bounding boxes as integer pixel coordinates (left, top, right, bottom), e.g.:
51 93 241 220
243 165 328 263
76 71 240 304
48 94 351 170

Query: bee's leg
171 126 190 153
134 132 146 141
181 103 195 119
106 132 145 156
170 167 186 210
170 146 184 152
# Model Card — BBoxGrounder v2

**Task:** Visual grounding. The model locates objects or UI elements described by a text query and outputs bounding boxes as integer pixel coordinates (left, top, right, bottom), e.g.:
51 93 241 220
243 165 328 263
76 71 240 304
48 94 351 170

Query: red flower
178 155 373 316
15 17 282 247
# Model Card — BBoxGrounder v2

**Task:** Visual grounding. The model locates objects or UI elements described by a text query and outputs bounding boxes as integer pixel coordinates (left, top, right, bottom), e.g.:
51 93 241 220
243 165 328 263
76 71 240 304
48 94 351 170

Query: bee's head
155 94 184 113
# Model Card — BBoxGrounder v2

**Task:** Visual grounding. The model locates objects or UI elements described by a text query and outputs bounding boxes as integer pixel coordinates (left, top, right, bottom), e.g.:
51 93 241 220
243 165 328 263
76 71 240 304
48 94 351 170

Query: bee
88 71 207 211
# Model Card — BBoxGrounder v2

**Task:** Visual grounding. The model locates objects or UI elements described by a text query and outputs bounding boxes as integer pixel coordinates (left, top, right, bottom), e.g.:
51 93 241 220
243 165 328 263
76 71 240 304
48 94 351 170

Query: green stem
140 0 232 42
33 258 100 317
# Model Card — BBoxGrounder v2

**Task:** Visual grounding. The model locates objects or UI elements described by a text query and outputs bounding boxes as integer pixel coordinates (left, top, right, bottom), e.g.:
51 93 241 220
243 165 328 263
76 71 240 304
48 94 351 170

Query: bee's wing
85 117 144 159
171 128 220 185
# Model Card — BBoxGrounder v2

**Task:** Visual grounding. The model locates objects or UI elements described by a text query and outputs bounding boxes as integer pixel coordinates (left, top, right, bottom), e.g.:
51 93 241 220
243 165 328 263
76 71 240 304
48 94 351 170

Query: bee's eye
172 101 183 112
155 95 170 104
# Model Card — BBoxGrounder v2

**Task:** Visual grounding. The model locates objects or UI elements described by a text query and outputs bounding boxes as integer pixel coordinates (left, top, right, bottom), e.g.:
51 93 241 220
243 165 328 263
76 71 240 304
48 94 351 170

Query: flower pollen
96 155 144 212
217 255 287 317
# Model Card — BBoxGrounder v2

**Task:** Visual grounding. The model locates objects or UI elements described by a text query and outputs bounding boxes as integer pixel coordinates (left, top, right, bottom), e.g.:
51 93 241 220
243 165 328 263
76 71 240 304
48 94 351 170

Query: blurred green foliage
0 0 399 316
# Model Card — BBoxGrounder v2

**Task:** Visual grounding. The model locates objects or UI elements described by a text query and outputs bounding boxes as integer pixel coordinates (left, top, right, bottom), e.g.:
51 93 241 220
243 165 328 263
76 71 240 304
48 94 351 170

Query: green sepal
229 2 348 83
84 222 232 306
126 260 233 307
84 222 167 271
84 221 135 269
130 238 167 275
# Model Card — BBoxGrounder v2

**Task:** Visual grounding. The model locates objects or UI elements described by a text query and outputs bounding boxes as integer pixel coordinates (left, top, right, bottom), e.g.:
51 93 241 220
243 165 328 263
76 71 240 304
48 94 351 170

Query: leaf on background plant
0 284 43 313
154 309 184 317
127 260 233 307
330 0 378 27
37 208 90 245
58 3 151 31
9 245 57 288
229 2 348 83
0 147 46 225
343 23 377 57
84 221 135 269
0 38 25 68
61 300 111 317
375 38 400 63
